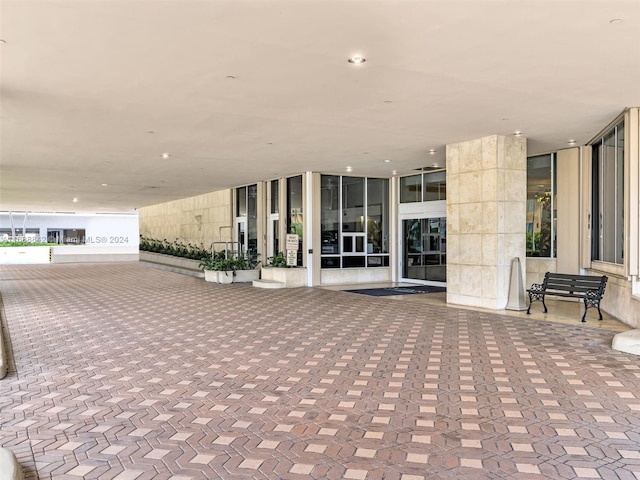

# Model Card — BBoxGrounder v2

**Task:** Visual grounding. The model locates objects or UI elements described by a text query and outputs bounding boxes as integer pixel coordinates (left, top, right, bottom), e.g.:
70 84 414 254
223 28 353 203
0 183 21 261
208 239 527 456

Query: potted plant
199 251 237 284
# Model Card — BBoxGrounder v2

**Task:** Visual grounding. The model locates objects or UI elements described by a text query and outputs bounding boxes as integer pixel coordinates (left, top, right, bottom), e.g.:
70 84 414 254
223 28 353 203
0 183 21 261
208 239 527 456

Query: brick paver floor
1 263 640 479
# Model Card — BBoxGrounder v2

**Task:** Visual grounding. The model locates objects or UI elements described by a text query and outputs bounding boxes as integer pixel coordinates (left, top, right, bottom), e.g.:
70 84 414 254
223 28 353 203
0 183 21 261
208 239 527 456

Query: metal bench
526 272 608 322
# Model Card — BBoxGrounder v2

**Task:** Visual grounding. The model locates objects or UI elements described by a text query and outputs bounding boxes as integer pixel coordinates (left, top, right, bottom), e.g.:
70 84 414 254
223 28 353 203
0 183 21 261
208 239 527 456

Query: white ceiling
1 0 639 213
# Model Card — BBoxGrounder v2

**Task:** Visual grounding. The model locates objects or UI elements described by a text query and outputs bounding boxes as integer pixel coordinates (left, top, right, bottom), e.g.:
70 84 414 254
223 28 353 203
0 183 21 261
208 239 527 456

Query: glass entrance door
403 217 446 282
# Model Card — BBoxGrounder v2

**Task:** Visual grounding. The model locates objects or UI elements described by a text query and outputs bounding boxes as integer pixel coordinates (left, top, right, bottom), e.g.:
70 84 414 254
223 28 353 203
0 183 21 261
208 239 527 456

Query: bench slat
545 283 601 291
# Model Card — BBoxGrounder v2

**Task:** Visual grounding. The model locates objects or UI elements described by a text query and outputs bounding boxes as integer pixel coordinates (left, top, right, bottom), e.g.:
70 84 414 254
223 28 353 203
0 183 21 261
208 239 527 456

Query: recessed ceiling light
384 159 391 163
161 153 170 159
72 197 79 203
428 149 437 155
101 183 108 187
347 56 366 64
432 163 439 168
513 131 522 137
346 166 353 172
392 170 397 175
568 139 577 145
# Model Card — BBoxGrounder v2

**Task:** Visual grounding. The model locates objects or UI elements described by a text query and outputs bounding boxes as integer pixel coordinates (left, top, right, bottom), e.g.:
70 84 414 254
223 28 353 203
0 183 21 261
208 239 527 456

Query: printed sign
286 250 297 266
285 234 299 251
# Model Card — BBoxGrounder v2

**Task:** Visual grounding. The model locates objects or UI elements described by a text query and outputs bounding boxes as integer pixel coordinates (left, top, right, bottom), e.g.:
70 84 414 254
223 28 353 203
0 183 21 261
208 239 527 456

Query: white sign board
285 234 299 251
286 250 297 266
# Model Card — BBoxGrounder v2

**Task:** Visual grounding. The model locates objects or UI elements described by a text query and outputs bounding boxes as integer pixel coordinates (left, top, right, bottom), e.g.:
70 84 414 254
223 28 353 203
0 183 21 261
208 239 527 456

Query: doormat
344 285 447 297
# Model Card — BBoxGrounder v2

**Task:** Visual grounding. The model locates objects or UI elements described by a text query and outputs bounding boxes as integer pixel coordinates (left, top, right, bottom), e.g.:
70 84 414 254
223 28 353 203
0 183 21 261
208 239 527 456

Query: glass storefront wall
592 120 625 265
320 175 389 269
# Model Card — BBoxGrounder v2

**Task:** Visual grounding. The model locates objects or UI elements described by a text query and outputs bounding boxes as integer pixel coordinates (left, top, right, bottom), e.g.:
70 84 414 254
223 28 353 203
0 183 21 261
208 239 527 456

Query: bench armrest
527 283 544 293
585 289 602 302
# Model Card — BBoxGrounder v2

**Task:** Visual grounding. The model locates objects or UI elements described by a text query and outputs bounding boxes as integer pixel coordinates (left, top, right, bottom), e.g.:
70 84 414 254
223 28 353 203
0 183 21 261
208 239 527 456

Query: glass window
287 175 303 266
321 175 339 255
526 154 556 258
320 175 389 268
400 172 446 203
237 186 247 217
270 179 279 214
342 176 364 233
247 184 258 260
592 121 624 264
400 175 422 203
235 184 258 261
367 178 389 254
423 171 446 201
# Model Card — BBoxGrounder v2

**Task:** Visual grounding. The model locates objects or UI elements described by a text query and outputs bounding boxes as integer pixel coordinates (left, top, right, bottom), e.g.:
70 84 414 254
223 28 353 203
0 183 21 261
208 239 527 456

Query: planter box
235 269 260 283
204 270 234 283
0 246 51 264
204 270 218 283
217 271 234 284
261 267 307 288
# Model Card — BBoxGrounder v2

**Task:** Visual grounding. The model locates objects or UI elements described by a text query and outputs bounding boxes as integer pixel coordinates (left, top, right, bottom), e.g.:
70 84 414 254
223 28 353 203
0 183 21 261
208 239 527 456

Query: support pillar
446 135 527 310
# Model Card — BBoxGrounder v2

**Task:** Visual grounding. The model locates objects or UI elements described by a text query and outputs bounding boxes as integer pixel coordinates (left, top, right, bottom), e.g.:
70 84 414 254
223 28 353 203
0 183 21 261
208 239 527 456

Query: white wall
0 212 139 246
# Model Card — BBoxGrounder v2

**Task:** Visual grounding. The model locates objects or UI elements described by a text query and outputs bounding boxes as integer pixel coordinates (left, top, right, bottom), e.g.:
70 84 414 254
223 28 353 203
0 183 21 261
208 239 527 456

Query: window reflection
526 154 555 258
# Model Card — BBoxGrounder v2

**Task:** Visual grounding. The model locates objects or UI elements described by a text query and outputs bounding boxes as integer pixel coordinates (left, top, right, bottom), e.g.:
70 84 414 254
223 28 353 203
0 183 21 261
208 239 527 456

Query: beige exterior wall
556 148 581 274
446 135 527 310
138 189 233 248
526 258 557 287
595 274 640 329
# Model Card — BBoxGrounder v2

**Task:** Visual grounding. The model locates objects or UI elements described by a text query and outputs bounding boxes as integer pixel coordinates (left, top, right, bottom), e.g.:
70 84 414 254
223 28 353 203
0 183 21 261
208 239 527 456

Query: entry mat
345 285 447 297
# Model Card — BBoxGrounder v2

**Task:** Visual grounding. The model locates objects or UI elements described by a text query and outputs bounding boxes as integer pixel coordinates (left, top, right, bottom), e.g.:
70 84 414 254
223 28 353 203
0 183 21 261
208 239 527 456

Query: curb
0 448 23 480
0 318 6 379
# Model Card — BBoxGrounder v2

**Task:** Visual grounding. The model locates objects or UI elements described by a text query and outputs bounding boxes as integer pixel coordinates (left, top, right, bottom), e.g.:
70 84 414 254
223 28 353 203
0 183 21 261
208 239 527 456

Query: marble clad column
446 135 527 310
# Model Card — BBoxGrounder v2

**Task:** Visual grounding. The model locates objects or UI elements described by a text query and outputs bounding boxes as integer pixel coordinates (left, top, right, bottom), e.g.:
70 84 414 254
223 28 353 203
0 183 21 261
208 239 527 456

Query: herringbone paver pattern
1 263 640 479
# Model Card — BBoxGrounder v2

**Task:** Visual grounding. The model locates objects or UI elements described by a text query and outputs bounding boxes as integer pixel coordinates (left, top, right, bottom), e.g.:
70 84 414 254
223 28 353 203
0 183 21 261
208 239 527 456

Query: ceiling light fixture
610 18 623 24
348 56 366 64
72 197 79 203
101 183 108 187
346 166 353 172
392 170 397 176
161 153 170 159
513 131 522 137
384 159 391 163
568 139 577 146
428 149 437 155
